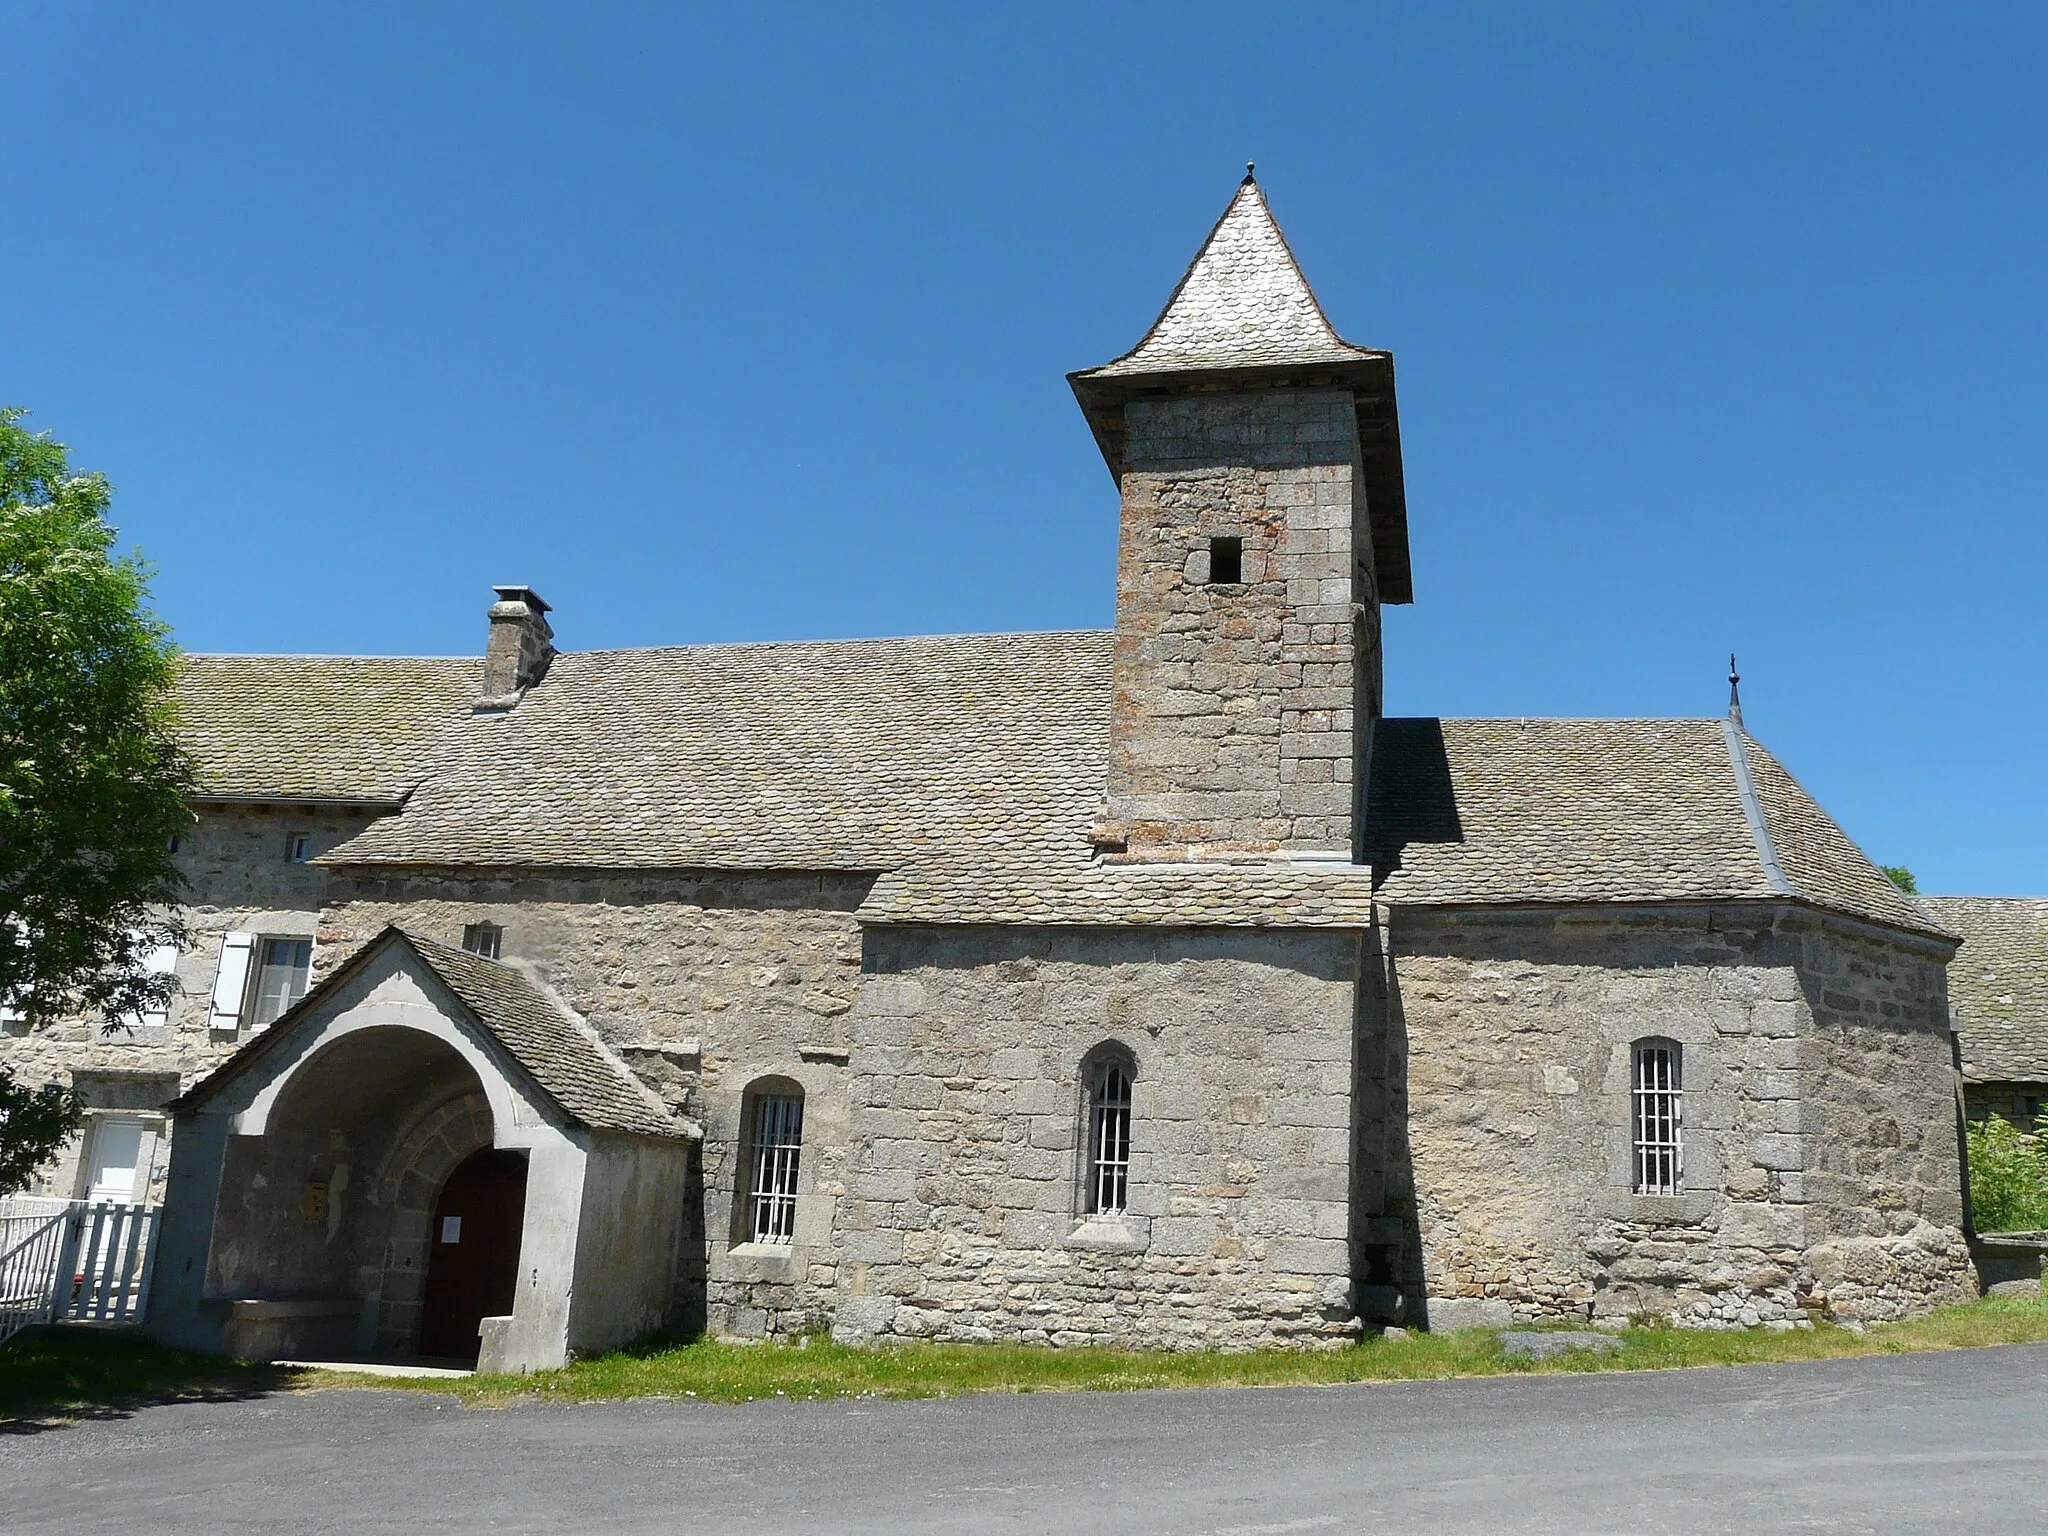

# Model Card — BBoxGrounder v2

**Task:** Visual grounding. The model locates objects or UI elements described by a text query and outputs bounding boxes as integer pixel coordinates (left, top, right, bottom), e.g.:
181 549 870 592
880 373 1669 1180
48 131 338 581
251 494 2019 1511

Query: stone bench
219 1297 361 1362
1970 1233 2048 1297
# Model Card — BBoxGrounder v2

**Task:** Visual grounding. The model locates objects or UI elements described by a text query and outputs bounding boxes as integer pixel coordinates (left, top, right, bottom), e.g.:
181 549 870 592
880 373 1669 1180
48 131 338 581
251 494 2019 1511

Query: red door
418 1148 528 1361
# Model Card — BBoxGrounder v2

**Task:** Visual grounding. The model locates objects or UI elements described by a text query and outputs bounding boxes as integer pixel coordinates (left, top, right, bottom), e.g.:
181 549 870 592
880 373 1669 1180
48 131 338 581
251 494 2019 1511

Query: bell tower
1070 170 1411 863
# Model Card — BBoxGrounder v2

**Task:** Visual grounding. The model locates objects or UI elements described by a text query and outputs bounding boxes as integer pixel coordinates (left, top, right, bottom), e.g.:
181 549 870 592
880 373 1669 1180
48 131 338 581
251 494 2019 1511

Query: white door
85 1118 145 1204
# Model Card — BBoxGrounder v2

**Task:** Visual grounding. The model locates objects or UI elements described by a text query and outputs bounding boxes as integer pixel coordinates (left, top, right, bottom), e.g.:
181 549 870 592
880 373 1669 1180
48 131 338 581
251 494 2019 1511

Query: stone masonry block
1267 1237 1349 1276
1751 1134 1805 1171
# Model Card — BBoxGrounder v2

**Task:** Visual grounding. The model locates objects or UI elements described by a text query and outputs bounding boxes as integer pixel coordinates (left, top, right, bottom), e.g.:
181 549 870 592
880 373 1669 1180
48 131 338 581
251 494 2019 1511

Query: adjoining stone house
2 173 1983 1367
1918 898 2048 1129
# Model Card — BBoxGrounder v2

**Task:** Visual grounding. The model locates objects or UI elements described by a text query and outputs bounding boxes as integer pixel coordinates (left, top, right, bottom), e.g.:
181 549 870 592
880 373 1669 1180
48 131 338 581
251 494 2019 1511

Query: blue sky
5 5 2043 895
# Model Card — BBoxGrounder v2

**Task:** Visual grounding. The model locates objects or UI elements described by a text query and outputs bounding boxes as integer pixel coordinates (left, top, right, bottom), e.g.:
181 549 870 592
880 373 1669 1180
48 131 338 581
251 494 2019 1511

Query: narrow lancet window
747 1091 804 1244
1632 1040 1682 1195
1086 1062 1133 1215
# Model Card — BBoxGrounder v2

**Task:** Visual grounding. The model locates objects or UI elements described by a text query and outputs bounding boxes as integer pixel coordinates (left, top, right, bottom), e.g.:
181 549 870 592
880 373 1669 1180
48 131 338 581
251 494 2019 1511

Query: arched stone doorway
419 1148 529 1360
148 926 697 1373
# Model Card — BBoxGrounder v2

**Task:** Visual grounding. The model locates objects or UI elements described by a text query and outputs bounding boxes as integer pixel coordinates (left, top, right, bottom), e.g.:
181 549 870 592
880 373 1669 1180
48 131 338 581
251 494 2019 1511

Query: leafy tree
0 408 191 1033
1882 866 1919 895
0 1067 83 1196
1967 1113 2048 1234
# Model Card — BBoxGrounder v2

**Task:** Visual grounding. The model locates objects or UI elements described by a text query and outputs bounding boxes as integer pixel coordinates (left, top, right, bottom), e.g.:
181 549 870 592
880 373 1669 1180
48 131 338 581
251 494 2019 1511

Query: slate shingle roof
1066 173 1414 607
1742 734 1937 934
401 931 685 1138
327 632 1115 872
176 927 688 1139
1074 177 1385 379
1362 717 1951 940
860 861 1383 929
208 633 1934 939
178 654 482 803
1918 898 2048 1083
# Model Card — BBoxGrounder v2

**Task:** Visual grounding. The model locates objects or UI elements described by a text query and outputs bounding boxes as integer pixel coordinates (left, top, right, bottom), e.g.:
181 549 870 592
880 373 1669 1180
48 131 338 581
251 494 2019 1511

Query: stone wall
0 804 374 1201
318 867 873 1337
1964 1083 2047 1129
1390 906 1971 1330
833 925 1363 1350
1104 389 1375 861
1796 926 1976 1319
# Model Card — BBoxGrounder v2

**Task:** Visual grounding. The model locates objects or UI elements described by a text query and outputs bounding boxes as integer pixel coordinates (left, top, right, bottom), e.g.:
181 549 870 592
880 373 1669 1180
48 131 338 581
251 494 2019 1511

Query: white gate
0 1204 71 1344
56 1202 161 1322
0 1199 161 1344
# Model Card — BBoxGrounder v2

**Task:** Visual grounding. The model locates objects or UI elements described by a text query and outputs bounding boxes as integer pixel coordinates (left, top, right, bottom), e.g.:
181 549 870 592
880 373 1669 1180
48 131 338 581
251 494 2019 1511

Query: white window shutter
108 928 183 1030
209 932 256 1031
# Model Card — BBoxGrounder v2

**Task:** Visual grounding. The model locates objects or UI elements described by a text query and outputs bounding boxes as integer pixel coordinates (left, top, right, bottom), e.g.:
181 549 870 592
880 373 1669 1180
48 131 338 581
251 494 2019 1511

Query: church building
4 173 1978 1370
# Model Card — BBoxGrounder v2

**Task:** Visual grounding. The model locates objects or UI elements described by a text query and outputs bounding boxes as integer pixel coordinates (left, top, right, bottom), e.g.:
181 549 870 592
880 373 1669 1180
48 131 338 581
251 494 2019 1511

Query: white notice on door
440 1216 461 1244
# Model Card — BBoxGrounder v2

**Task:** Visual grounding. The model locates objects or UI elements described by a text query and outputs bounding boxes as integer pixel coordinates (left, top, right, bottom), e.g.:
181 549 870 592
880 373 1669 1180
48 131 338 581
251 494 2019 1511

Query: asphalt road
6 1344 2047 1534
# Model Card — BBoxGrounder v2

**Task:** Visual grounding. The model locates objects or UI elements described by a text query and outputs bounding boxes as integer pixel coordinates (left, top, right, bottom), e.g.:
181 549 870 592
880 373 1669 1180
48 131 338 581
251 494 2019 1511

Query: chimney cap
491 585 551 614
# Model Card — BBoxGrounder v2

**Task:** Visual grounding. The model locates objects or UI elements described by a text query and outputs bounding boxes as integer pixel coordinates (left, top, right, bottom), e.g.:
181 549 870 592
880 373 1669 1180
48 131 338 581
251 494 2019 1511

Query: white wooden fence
0 1199 161 1346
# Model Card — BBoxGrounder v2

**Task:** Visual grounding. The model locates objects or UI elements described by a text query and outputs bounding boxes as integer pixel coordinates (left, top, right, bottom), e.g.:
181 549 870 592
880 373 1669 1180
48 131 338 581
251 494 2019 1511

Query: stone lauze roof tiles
180 636 1935 938
1919 898 2048 1082
179 654 482 803
1075 179 1385 379
406 932 685 1138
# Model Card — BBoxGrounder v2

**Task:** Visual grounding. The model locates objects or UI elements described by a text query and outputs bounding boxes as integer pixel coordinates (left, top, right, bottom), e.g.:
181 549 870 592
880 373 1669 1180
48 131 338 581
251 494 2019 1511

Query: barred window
1086 1061 1133 1216
1632 1040 1682 1195
745 1090 804 1244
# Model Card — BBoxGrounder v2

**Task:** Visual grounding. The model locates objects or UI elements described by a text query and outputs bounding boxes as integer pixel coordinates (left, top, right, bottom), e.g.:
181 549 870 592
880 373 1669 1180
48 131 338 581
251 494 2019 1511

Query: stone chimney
479 585 556 709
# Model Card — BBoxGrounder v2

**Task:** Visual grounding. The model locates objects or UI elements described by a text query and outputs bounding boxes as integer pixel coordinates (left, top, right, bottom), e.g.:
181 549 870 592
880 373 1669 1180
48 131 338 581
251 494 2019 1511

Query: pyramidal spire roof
1078 170 1384 379
1067 169 1412 605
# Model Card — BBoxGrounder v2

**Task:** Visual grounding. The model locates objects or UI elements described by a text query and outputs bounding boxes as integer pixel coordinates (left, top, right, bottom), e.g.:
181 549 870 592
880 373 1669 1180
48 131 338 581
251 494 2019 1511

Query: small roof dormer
1069 168 1412 604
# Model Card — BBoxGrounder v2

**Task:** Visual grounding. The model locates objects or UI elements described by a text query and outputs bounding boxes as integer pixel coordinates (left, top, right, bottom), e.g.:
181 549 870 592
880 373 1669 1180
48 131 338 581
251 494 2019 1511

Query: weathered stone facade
3 170 1991 1363
834 927 1361 1348
1 804 373 1204
1390 908 1974 1329
313 870 870 1339
1104 391 1377 862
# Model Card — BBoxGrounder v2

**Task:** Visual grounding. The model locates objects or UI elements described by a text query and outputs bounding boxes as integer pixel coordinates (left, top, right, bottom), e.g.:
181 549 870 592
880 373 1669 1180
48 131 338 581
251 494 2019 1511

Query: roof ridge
560 628 1116 659
1721 719 1792 894
184 652 479 662
1919 894 2048 905
397 929 687 1138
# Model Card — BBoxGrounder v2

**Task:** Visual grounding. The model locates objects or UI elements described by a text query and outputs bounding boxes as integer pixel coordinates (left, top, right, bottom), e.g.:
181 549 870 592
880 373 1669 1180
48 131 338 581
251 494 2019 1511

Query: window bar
749 1094 804 1244
1632 1044 1682 1195
1090 1066 1132 1215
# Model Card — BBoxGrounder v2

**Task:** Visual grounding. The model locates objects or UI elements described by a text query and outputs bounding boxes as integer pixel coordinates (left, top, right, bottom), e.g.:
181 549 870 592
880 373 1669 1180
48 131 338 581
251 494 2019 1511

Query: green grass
7 1293 2047 1426
337 1292 2048 1406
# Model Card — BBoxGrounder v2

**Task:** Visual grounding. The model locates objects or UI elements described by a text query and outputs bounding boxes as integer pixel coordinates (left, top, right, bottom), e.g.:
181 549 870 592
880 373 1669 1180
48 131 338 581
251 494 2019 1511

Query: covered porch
146 927 696 1373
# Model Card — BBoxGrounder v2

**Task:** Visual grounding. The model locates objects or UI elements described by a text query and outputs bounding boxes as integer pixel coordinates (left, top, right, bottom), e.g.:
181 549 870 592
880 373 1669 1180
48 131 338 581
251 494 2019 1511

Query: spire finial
1728 653 1744 730
1244 161 1256 184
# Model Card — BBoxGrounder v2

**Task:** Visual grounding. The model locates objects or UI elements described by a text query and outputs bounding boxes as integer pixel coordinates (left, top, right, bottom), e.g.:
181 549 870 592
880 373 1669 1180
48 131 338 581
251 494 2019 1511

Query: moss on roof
178 654 482 802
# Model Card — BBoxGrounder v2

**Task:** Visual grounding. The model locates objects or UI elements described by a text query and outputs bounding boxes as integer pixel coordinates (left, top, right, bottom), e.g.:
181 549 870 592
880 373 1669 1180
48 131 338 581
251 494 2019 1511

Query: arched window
1632 1040 1682 1195
1085 1058 1134 1216
742 1082 804 1244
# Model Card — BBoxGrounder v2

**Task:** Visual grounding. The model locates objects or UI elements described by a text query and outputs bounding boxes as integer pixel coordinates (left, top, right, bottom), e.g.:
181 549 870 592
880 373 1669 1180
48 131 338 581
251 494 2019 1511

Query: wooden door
418 1148 528 1361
